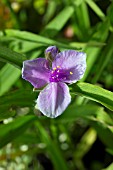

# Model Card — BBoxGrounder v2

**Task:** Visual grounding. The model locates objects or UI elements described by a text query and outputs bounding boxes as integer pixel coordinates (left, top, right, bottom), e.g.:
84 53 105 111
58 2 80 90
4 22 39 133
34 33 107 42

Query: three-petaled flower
22 46 86 118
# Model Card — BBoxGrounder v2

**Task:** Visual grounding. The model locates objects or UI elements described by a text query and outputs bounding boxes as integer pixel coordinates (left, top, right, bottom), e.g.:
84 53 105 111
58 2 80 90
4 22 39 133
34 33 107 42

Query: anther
53 67 56 70
70 71 73 75
57 66 60 68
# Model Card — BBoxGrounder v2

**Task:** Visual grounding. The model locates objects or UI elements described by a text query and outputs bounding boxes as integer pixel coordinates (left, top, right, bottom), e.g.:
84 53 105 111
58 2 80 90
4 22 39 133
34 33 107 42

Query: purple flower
22 46 86 118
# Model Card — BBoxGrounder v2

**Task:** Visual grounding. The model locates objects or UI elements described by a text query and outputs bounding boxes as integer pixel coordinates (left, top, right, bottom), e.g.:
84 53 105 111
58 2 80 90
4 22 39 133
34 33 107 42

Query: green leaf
0 89 36 106
74 128 97 159
107 2 113 27
36 121 69 170
71 82 113 111
0 63 21 96
13 133 40 145
0 115 36 148
73 0 84 6
43 0 56 24
72 1 90 40
92 33 113 83
0 89 36 116
0 45 26 68
58 103 113 150
90 118 113 151
0 110 16 121
82 20 109 81
102 163 113 170
57 104 102 122
41 6 74 38
85 0 105 20
79 1 90 30
4 29 80 50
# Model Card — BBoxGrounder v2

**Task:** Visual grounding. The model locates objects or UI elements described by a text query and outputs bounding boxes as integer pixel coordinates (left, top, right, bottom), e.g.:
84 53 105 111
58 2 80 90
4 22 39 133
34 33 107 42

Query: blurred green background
0 0 113 170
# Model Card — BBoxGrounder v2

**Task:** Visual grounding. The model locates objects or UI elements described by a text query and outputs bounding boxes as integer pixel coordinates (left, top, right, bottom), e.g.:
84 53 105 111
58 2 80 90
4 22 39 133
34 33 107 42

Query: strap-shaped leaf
71 82 113 111
4 29 80 49
0 115 36 148
0 64 21 96
0 45 26 68
41 6 74 38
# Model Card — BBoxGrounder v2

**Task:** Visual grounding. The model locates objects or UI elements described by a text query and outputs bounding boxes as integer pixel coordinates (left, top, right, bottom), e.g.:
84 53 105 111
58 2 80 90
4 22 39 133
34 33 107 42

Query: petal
52 50 86 83
37 82 71 118
22 58 50 88
45 46 59 60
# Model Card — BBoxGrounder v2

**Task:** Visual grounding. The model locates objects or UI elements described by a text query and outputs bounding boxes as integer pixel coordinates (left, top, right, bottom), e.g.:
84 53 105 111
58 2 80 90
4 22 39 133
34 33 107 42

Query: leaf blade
71 82 113 111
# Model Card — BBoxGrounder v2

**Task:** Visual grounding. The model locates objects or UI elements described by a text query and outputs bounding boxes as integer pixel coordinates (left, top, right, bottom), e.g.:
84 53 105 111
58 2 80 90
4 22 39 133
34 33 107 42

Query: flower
22 46 86 118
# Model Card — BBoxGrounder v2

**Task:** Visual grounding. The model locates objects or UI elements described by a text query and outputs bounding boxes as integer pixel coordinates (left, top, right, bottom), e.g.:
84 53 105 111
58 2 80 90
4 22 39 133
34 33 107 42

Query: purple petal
37 82 71 118
22 58 50 88
45 46 59 60
52 50 86 83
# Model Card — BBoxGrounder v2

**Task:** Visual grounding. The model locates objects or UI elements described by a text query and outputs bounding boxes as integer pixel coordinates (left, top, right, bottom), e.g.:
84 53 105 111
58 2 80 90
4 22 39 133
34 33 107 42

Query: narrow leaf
36 122 69 170
0 115 36 148
71 82 113 111
0 45 26 68
41 6 74 38
85 0 105 20
0 63 21 96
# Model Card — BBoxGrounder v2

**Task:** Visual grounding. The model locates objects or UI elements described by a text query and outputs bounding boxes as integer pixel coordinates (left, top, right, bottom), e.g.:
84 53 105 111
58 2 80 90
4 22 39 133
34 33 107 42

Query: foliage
0 0 113 170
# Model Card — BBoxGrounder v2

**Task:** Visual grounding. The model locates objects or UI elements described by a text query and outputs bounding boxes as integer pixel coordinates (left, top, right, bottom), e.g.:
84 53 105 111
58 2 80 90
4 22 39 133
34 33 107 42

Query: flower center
49 66 67 82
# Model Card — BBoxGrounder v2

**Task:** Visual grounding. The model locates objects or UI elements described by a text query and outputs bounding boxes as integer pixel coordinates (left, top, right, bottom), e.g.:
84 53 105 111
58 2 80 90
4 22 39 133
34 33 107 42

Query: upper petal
22 58 50 88
52 50 86 83
37 82 71 118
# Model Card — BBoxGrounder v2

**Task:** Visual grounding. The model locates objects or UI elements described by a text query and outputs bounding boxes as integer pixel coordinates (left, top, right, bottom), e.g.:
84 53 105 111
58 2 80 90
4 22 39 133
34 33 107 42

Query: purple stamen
49 67 67 82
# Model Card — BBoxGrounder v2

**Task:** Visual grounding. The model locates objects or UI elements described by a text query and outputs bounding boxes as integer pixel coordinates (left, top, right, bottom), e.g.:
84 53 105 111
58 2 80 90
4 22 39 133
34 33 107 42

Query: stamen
50 67 67 82
70 71 73 75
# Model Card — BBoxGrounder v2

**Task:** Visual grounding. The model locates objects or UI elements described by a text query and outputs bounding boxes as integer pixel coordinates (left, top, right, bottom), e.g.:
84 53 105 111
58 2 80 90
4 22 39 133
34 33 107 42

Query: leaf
0 115 36 148
13 133 40 145
57 104 102 122
0 63 21 96
107 1 113 27
90 118 113 151
85 0 105 20
0 45 26 68
4 29 80 50
102 163 113 170
0 110 16 121
36 121 69 170
92 33 113 83
73 0 84 6
82 20 109 81
79 1 90 30
71 82 113 111
0 89 36 106
41 6 74 38
72 1 90 40
0 89 36 116
74 128 97 159
57 103 113 151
